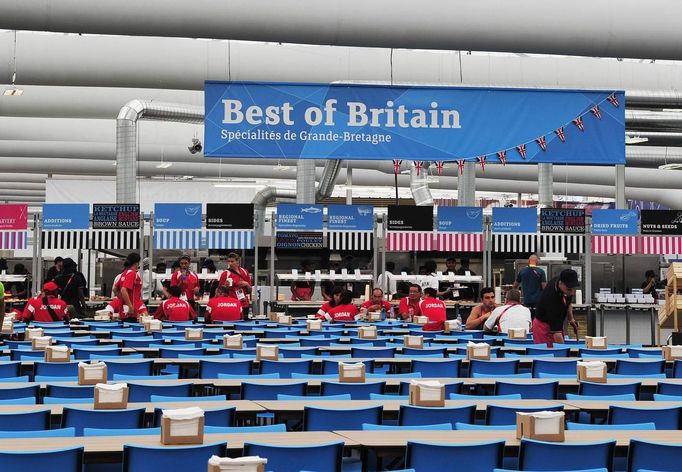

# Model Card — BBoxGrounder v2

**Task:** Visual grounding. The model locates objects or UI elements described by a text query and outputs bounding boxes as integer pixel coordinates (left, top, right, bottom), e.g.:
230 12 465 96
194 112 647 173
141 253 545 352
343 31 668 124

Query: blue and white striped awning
206 230 254 249
153 230 202 250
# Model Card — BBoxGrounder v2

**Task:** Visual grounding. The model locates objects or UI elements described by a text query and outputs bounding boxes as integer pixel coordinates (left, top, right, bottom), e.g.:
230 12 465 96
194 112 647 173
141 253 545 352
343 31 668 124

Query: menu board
387 205 433 231
540 209 585 233
276 231 324 249
206 203 254 229
92 204 140 229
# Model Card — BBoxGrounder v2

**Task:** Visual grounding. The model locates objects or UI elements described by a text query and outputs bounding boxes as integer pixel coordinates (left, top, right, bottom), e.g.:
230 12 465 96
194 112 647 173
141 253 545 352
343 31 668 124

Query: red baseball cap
43 282 59 292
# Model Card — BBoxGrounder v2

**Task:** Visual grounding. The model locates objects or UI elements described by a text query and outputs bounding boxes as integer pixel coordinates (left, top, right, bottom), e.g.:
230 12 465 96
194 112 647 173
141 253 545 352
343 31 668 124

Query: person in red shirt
360 288 394 319
22 282 69 322
116 253 143 322
398 284 422 320
218 252 252 317
319 289 360 323
205 285 242 323
154 286 196 322
170 255 200 307
316 286 342 319
105 298 148 318
420 287 447 331
290 260 315 301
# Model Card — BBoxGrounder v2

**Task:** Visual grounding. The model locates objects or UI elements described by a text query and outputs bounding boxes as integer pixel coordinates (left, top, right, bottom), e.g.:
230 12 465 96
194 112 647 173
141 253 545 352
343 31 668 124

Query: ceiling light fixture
658 163 682 170
625 136 649 145
2 88 23 97
155 162 172 169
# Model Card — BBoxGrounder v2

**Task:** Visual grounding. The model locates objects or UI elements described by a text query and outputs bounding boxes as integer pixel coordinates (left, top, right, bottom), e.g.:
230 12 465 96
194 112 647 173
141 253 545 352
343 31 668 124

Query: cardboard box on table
78 361 107 385
403 335 424 349
306 319 322 331
577 361 607 383
409 380 445 407
585 336 608 349
185 328 203 340
161 407 205 445
45 345 71 362
338 362 366 383
223 334 243 349
507 327 527 340
256 344 279 361
663 345 682 360
516 411 565 442
358 326 378 339
207 456 267 472
466 342 491 360
32 335 53 350
94 383 129 409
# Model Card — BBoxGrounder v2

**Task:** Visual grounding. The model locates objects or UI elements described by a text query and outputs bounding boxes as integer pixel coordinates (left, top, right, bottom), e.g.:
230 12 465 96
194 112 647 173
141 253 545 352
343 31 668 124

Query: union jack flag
536 136 547 151
497 151 507 166
457 160 465 175
573 116 585 132
591 105 602 120
435 161 445 176
393 160 402 174
517 144 527 160
477 155 486 172
607 93 620 108
413 161 423 176
555 127 566 143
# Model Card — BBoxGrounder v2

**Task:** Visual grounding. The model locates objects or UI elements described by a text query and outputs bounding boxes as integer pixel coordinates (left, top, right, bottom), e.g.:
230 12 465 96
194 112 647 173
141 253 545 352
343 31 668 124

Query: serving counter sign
327 205 373 231
42 204 89 230
492 208 537 233
276 231 324 249
276 204 324 230
437 207 483 232
387 206 433 231
592 209 639 235
205 203 254 229
154 203 202 229
641 210 682 235
92 204 140 229
540 209 585 233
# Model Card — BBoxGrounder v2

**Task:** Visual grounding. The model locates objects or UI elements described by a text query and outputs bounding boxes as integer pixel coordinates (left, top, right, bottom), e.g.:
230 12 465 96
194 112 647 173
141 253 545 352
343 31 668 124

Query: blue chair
279 347 319 358
579 381 641 399
0 428 76 438
244 441 343 472
494 381 558 400
0 397 36 404
672 361 682 378
657 383 682 396
565 393 636 401
33 361 79 378
471 373 532 379
615 359 665 375
127 382 192 402
62 407 146 435
399 404 476 426
627 438 682 472
106 360 155 379
241 382 306 400
85 427 160 436
0 446 83 470
531 359 578 377
199 359 253 377
399 381 462 397
566 422 655 430
0 361 21 378
369 394 408 400
363 423 452 430
0 410 51 430
486 404 564 425
73 348 121 360
121 339 158 348
608 405 682 429
123 442 226 472
304 405 382 431
518 438 615 471
405 440 504 471
46 384 95 399
320 381 385 399
350 347 396 358
153 407 235 427
455 423 516 430
159 347 206 358
411 358 460 377
469 359 519 377
43 397 92 404
279 394 351 400
628 348 662 358
321 359 374 374
34 375 79 382
526 347 571 357
0 385 39 400
205 424 286 433
450 394 522 400
150 395 226 402
259 360 313 378
579 347 624 356
218 373 280 379
402 347 446 357
114 373 179 381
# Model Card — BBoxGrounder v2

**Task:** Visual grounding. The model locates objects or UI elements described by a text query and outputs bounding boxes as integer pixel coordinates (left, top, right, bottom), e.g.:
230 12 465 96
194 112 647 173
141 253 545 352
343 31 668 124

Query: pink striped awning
591 235 639 254
640 236 682 255
434 233 484 252
386 231 434 252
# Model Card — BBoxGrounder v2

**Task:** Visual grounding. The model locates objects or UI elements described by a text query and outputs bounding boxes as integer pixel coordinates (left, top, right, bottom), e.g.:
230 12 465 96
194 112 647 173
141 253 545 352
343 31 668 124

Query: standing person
291 260 315 301
438 257 458 300
8 263 30 299
199 259 219 300
321 261 341 301
465 287 497 329
205 285 242 322
420 287 447 331
170 255 200 306
513 254 547 313
484 289 532 334
117 253 143 323
456 258 478 301
141 258 152 304
360 288 394 318
642 270 659 300
111 259 131 298
44 257 63 283
376 261 396 295
153 262 167 299
22 282 68 322
154 286 196 322
218 252 252 318
55 258 87 319
533 269 580 347
398 284 423 320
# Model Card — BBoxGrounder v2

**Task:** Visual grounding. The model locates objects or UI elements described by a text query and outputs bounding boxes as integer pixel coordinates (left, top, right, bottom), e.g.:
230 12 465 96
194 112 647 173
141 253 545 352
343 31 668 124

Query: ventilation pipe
457 162 476 206
295 160 316 204
116 100 203 203
538 163 553 208
252 186 297 235
315 159 343 201
409 161 433 206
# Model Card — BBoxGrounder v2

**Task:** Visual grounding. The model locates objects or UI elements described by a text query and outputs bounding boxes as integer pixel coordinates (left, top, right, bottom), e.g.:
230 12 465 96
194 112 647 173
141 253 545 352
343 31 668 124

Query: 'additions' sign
387 206 433 231
92 204 140 229
42 204 89 230
492 208 537 233
540 209 585 233
641 210 682 235
206 203 254 229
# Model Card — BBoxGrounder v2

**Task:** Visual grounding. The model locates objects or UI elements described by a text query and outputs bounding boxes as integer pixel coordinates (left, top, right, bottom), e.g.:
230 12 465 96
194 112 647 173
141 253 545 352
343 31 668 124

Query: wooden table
0 400 263 416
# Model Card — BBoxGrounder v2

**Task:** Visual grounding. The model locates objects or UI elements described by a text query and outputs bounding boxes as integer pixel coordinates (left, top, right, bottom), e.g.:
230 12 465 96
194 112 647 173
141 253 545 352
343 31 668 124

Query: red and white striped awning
591 235 639 254
640 236 682 255
434 233 484 252
386 231 434 252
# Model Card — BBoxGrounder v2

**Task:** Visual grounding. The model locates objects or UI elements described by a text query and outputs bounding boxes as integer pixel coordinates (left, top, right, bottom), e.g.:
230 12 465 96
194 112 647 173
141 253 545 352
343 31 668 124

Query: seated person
465 287 497 329
483 289 531 334
104 297 148 318
360 288 394 319
22 282 68 322
205 285 242 322
397 284 423 320
420 287 446 331
317 288 361 323
154 285 196 322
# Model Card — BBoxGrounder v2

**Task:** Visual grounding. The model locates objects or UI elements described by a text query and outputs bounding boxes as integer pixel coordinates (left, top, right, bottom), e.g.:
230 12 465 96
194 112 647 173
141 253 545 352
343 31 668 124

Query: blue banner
592 209 639 235
42 204 90 230
205 81 625 164
492 208 537 233
276 204 324 230
437 207 483 233
328 205 374 230
154 203 202 229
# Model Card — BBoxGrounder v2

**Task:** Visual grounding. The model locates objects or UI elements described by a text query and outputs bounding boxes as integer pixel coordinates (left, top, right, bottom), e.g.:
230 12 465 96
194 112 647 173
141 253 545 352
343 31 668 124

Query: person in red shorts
154 286 196 322
170 255 200 307
533 269 580 347
218 252 252 318
117 253 143 322
398 284 422 320
205 285 242 323
360 288 394 319
419 287 447 331
23 282 68 322
104 298 148 318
